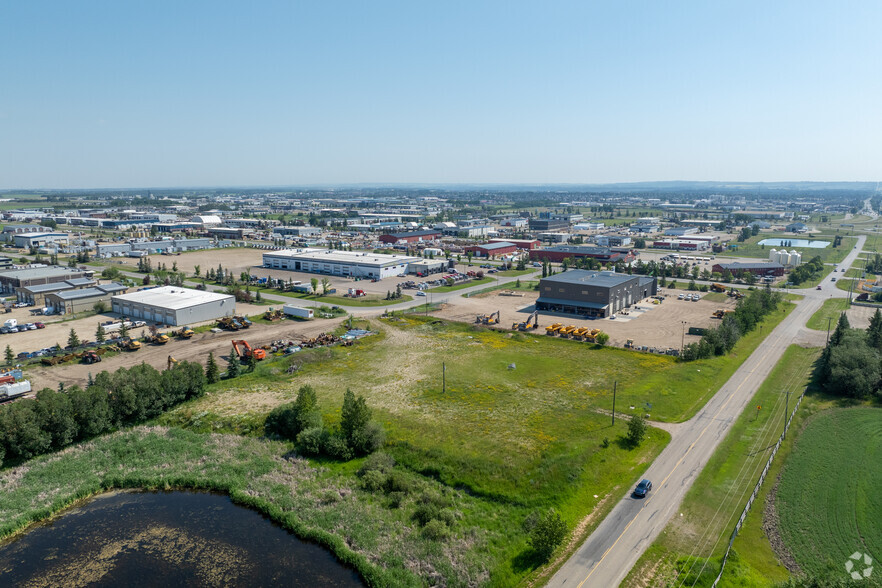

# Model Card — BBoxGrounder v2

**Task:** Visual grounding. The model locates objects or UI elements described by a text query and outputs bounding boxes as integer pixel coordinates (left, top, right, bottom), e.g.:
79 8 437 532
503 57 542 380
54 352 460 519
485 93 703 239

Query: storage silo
790 250 801 266
769 248 778 263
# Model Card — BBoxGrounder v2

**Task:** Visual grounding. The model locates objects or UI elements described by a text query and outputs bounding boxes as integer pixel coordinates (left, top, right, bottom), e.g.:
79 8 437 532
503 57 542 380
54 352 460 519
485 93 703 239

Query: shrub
422 519 450 541
323 433 353 460
384 470 415 494
413 491 451 527
296 427 326 456
626 414 647 447
529 509 567 562
350 421 386 455
386 491 407 509
357 451 396 477
361 470 387 492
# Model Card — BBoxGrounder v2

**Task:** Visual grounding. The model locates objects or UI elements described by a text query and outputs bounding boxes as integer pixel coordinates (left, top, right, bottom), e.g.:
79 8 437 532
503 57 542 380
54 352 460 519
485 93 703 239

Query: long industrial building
263 249 421 280
536 270 657 318
111 286 235 326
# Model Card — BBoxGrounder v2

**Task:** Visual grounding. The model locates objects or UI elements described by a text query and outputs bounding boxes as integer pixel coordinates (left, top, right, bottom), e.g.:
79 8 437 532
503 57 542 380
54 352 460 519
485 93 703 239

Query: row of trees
265 386 385 461
682 287 782 361
820 311 882 400
0 361 206 464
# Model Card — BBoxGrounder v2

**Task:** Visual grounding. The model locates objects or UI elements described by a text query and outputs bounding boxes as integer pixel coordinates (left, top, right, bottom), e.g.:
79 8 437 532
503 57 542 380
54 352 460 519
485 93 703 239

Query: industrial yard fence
712 387 807 587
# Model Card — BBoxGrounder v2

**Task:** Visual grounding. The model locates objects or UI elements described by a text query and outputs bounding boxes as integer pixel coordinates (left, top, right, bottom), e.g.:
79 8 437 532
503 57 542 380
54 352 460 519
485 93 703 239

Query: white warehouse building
111 286 235 326
263 248 421 280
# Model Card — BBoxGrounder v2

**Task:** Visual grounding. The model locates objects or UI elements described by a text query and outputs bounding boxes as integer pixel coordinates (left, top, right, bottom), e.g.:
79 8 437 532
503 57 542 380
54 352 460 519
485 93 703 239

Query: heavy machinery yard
435 286 734 350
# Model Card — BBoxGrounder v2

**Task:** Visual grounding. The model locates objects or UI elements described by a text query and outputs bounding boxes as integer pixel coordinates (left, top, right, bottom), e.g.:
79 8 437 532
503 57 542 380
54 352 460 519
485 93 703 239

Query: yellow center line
575 330 786 588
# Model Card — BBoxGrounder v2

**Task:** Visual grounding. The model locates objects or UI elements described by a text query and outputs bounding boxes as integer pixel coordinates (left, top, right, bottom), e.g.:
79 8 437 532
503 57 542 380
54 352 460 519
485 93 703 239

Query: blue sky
1 1 880 188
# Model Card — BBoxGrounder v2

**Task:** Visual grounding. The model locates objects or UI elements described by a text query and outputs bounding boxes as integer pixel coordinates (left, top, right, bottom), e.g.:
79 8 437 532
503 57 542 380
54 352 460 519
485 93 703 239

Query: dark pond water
0 491 364 587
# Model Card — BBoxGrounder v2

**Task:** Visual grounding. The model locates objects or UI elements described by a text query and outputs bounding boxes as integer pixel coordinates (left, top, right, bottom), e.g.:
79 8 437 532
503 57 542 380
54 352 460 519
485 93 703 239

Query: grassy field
428 277 492 292
247 288 413 307
0 300 795 586
719 234 856 264
622 345 824 587
0 426 515 587
776 407 882 577
806 298 851 330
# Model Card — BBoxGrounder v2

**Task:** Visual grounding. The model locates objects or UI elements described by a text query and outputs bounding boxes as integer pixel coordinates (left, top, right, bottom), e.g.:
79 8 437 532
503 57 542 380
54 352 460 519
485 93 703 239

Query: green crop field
776 407 882 577
806 298 851 330
623 345 823 587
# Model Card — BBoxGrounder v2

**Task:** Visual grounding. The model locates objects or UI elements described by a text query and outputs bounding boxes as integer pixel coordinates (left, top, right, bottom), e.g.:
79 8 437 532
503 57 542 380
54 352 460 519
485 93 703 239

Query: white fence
712 388 807 587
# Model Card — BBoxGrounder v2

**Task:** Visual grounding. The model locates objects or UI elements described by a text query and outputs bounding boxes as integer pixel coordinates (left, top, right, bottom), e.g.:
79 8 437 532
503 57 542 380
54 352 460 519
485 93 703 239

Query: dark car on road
633 479 652 498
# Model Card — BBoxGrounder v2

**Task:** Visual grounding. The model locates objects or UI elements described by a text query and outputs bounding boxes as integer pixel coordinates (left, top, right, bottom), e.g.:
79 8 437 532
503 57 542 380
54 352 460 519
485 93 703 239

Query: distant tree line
265 386 385 460
820 310 882 400
0 361 206 464
682 287 782 361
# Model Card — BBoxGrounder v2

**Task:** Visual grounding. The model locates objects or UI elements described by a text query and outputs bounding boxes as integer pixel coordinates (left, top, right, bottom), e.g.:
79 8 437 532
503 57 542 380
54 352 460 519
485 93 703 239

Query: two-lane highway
547 236 866 587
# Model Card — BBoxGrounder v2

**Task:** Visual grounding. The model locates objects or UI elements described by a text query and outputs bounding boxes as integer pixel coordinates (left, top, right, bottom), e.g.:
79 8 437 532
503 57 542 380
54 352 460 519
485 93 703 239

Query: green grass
837 278 858 292
428 277 492 293
719 234 856 264
623 345 824 587
0 426 512 587
246 287 414 307
806 298 851 330
496 269 536 277
776 407 882 577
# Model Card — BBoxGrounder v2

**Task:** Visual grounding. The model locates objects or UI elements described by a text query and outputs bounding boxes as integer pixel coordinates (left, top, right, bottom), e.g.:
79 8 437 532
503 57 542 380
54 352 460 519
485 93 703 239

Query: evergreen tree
226 347 241 378
868 308 882 350
4 345 12 365
830 312 851 347
95 323 106 343
67 328 80 349
205 352 219 384
246 351 258 372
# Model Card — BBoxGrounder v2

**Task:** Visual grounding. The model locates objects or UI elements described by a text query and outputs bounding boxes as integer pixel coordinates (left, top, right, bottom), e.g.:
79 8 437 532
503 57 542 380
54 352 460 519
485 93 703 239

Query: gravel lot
434 287 736 350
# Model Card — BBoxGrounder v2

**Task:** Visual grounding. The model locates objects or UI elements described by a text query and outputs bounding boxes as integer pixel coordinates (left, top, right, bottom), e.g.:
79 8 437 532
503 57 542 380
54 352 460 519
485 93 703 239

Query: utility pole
442 362 446 394
681 321 687 353
826 316 832 345
784 389 790 438
611 380 617 425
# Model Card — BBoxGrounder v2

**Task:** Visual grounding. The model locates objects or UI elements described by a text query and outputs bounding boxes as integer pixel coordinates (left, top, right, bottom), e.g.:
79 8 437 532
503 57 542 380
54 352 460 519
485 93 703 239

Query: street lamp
681 321 687 353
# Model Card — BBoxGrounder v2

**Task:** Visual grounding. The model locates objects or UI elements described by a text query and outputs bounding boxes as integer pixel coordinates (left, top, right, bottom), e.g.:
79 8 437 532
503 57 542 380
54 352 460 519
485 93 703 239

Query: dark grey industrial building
536 270 657 318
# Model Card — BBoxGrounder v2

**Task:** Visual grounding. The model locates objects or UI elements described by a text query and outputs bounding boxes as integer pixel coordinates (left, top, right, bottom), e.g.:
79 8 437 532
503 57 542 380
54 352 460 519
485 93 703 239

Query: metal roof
477 241 516 250
265 248 420 268
111 286 234 310
715 261 784 270
541 270 636 288
0 267 86 280
541 245 618 256
51 287 107 301
536 297 609 309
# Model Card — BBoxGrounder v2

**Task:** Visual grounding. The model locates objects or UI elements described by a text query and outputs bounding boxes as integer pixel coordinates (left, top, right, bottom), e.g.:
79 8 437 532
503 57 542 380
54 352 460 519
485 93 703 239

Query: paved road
547 236 865 588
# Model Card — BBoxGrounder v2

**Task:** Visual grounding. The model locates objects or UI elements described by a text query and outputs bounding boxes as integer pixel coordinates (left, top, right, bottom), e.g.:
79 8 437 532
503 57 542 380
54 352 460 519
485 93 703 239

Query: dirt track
27 317 346 391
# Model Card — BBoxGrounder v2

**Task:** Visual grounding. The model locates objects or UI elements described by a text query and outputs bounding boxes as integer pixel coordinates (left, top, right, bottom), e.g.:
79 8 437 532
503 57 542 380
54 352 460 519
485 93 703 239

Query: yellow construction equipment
120 337 141 351
150 333 170 345
711 283 727 293
263 309 283 321
513 311 539 331
545 322 563 335
571 327 589 340
713 309 735 318
167 355 178 370
176 327 194 338
558 325 577 337
583 328 603 343
624 339 635 348
477 310 500 325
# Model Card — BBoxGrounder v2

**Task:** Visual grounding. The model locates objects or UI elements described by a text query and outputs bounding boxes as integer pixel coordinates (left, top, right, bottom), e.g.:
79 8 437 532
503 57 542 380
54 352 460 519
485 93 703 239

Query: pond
757 238 831 248
0 491 363 587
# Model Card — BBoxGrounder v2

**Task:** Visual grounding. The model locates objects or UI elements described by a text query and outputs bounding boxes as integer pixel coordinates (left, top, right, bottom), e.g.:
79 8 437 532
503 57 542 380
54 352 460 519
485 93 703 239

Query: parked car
416 291 426 297
25 323 36 330
34 322 45 329
633 479 653 498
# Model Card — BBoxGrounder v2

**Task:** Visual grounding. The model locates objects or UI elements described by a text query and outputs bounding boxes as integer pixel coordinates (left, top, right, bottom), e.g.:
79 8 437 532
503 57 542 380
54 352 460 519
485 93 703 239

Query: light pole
681 321 687 353
826 316 832 345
